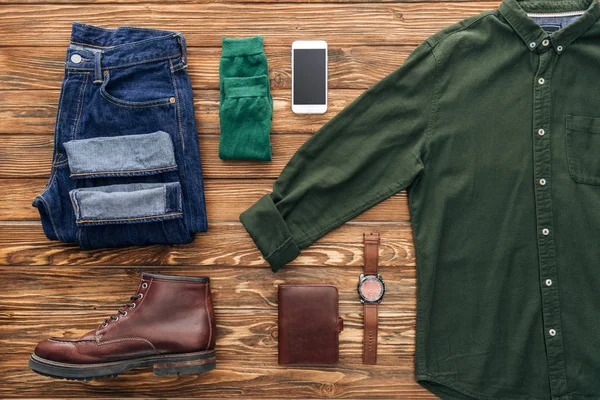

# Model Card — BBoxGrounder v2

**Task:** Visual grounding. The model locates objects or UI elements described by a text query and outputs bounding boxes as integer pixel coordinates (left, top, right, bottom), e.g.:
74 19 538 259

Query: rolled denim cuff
221 36 264 57
70 182 183 226
240 194 301 272
64 131 177 179
223 75 270 99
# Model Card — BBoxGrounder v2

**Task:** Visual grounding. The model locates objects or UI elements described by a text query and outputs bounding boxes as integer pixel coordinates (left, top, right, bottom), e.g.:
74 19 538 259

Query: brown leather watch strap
363 303 378 364
363 232 380 276
363 232 380 365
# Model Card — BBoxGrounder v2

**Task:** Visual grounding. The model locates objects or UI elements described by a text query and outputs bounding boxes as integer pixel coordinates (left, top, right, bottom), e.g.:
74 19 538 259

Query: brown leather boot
28 273 216 380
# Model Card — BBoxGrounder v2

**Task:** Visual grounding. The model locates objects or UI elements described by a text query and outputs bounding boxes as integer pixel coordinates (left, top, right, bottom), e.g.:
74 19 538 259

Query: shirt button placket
532 43 568 396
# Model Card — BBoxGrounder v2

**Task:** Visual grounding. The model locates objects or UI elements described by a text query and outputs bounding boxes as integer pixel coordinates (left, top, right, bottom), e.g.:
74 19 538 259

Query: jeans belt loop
93 51 103 84
176 33 188 64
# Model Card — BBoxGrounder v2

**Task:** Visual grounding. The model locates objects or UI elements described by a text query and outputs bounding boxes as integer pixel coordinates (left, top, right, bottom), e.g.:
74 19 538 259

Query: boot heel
153 350 216 376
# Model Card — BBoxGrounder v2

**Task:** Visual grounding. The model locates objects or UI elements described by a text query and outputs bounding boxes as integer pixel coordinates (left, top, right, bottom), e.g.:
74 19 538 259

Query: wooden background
0 0 496 398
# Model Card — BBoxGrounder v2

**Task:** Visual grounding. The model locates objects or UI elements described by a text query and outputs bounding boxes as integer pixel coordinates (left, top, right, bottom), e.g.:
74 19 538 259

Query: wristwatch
357 232 385 365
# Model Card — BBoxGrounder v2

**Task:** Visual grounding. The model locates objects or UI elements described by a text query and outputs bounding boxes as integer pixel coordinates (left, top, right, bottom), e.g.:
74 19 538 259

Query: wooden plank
0 310 417 359
0 89 366 135
0 179 409 222
2 134 405 179
0 266 416 311
0 46 409 91
0 3 496 46
0 135 305 179
0 223 415 267
0 270 425 398
0 360 434 399
0 0 489 4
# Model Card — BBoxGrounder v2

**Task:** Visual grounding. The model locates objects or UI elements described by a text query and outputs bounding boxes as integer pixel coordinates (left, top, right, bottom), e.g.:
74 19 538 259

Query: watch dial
359 276 384 302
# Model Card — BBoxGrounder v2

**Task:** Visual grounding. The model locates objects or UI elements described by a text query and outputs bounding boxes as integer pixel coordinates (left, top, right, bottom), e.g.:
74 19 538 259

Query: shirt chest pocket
566 115 600 185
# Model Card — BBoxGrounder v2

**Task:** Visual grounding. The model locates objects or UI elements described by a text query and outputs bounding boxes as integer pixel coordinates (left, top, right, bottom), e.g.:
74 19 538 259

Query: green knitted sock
219 36 273 161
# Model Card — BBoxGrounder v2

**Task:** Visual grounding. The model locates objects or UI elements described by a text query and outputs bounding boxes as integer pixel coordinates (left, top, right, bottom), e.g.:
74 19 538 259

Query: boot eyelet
142 283 148 289
130 303 136 308
122 311 127 316
114 316 119 321
138 293 143 299
102 322 108 328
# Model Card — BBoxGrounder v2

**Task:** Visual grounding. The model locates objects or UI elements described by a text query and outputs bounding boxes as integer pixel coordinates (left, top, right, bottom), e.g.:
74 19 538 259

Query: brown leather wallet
278 284 344 366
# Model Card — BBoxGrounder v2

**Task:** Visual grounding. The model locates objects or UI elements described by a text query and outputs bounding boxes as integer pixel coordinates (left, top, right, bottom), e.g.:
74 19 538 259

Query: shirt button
538 128 545 136
70 54 82 64
549 329 557 336
539 178 547 185
545 279 553 286
542 39 550 46
530 42 537 48
542 228 550 236
538 77 545 85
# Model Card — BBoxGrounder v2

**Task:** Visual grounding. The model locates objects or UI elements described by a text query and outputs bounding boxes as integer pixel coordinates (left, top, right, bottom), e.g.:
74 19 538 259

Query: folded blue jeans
33 22 208 248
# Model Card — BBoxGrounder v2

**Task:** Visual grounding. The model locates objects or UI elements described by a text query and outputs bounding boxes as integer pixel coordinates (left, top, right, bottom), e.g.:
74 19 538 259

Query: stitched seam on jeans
71 32 178 51
169 58 185 151
77 212 183 224
100 87 173 109
37 195 62 242
38 165 57 199
101 94 172 108
72 73 88 141
70 165 177 177
64 68 92 73
70 192 81 220
177 183 182 210
65 54 182 72
54 160 69 167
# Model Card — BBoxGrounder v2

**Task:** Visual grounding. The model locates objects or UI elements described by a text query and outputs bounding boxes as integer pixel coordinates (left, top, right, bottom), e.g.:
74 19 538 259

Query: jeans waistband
66 22 186 72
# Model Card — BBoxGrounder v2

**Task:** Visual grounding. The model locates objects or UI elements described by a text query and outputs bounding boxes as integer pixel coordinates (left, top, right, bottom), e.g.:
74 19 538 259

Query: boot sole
28 349 216 380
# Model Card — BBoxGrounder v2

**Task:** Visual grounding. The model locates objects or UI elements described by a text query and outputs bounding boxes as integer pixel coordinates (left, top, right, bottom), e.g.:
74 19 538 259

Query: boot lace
101 294 143 327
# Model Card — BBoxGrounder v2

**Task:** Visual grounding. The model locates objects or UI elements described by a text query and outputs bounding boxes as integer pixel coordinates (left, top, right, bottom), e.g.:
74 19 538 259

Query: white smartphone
291 40 328 114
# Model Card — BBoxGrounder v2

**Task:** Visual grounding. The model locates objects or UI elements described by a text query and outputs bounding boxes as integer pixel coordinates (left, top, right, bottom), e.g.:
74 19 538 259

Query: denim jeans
33 22 208 248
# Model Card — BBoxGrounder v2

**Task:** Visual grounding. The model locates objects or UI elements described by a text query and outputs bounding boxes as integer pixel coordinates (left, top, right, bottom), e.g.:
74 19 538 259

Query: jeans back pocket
566 115 600 185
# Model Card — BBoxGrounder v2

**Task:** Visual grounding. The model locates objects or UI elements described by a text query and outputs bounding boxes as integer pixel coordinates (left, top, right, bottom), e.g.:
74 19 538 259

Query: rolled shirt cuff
240 194 301 272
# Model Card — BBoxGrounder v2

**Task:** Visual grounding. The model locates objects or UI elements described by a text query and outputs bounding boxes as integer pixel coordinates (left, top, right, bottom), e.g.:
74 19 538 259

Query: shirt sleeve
240 40 438 272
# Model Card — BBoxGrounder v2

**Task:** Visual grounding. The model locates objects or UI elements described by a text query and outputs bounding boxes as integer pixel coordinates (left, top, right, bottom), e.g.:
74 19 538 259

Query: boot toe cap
34 338 79 363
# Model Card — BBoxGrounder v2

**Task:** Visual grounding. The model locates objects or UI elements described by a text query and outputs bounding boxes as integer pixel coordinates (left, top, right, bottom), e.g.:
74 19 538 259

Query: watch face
359 275 385 302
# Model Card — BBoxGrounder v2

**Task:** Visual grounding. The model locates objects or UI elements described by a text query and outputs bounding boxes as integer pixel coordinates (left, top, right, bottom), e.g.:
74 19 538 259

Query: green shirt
240 0 600 398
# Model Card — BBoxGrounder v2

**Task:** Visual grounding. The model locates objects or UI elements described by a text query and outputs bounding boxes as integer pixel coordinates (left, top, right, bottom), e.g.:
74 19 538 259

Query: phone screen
293 49 327 105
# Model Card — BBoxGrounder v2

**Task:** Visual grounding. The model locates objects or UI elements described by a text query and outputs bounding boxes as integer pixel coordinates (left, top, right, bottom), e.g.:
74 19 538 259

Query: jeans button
71 54 82 64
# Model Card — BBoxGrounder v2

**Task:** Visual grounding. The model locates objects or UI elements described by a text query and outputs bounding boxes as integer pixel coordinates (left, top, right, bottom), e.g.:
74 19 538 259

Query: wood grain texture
0 267 417 311
0 135 379 179
0 3 496 46
0 223 416 267
0 89 373 135
0 179 409 222
0 360 431 399
0 46 409 90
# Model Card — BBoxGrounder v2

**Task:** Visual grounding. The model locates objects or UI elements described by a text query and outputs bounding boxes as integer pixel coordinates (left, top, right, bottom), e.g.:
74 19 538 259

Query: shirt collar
499 0 600 53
